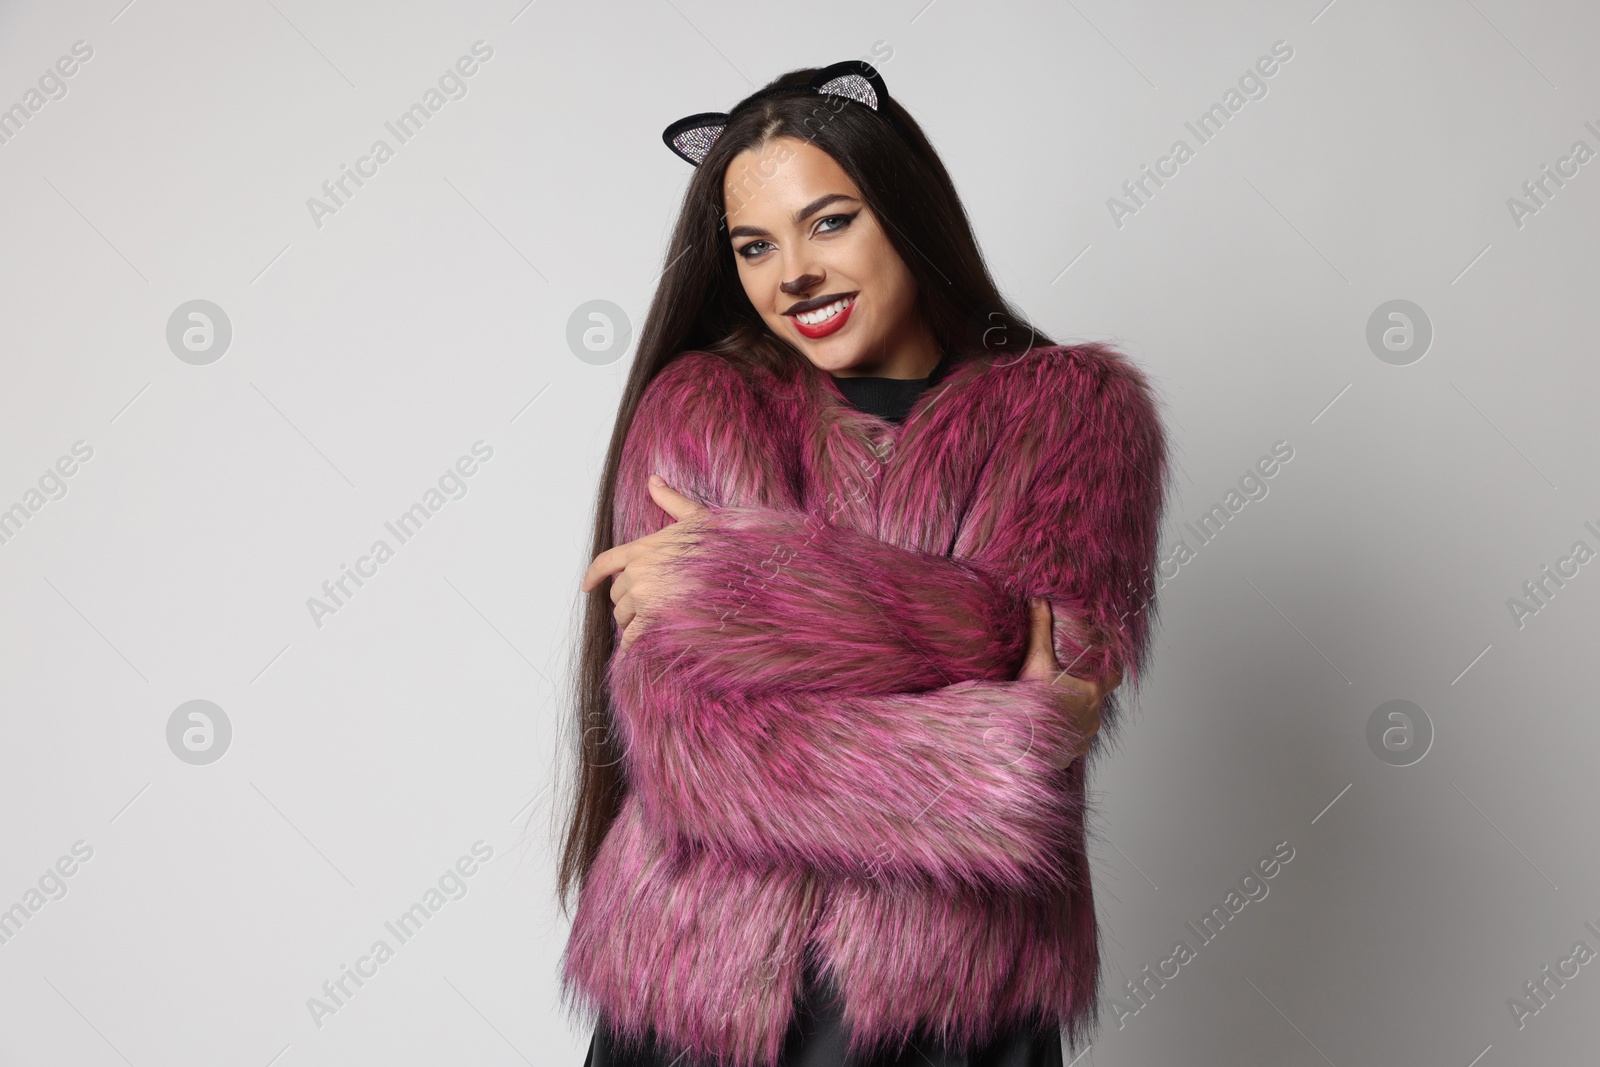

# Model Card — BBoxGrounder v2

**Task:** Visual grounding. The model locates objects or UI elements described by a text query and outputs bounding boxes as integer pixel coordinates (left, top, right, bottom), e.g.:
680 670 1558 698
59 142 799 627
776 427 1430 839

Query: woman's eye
815 212 857 235
735 214 856 260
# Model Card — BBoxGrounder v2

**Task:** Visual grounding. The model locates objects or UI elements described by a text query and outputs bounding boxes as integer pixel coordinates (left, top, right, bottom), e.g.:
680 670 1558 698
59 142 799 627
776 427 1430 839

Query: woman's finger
614 594 636 640
1080 667 1122 706
618 615 640 652
608 568 632 607
648 476 707 522
580 542 632 593
1022 597 1059 677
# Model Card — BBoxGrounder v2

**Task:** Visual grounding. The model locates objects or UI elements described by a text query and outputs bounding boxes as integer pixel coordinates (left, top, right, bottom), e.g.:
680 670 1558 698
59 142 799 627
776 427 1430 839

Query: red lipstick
790 295 857 339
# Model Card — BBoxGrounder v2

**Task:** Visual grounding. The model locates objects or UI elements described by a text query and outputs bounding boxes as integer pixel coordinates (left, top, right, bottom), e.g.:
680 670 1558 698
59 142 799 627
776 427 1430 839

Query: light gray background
1 0 1596 1064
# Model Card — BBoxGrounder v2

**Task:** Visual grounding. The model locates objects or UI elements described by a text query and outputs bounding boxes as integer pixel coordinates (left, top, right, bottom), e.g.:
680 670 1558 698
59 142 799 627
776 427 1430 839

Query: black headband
661 60 904 167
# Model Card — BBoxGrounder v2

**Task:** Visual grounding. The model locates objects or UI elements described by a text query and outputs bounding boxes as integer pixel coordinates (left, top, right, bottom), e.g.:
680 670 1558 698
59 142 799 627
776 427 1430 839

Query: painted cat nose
780 273 823 296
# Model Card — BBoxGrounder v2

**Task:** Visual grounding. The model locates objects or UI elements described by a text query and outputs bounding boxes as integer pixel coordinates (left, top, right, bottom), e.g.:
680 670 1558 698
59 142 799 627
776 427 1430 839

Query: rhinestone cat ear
662 113 730 167
811 68 881 111
660 60 894 167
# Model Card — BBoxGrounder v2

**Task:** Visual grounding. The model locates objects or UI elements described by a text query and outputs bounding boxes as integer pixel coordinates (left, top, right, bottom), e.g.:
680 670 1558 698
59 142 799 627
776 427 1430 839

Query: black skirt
582 956 1064 1067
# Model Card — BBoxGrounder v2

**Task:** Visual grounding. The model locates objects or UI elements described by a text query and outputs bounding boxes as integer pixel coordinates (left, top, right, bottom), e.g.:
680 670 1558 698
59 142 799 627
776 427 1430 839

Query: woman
558 61 1171 1067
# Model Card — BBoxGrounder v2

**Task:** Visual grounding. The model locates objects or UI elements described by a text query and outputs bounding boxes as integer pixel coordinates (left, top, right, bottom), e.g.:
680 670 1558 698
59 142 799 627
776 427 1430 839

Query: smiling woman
558 59 1171 1067
724 145 937 375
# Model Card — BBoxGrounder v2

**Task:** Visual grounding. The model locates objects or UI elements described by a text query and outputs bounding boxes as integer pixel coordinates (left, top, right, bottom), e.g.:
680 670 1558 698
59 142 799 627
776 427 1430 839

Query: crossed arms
597 349 1168 894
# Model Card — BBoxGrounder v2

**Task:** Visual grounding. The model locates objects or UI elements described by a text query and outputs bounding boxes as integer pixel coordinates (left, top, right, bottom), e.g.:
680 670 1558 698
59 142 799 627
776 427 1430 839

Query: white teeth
795 296 854 325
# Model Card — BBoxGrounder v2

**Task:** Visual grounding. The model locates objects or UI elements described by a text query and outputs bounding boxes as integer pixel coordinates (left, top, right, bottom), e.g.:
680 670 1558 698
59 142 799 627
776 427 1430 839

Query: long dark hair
554 64 1059 910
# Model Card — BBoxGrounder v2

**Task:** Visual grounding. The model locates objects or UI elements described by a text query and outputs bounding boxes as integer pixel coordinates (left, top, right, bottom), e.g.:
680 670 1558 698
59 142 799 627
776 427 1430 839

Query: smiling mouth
786 293 858 339
787 292 858 327
784 291 858 319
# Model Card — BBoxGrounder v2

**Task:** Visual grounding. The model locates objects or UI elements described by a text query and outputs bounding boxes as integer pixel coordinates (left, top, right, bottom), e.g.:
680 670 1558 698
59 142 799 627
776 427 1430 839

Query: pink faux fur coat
561 341 1170 1067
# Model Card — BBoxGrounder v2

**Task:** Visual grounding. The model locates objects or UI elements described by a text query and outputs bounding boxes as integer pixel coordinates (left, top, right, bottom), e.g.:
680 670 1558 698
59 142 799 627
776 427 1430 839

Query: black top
827 351 952 424
582 350 1064 1066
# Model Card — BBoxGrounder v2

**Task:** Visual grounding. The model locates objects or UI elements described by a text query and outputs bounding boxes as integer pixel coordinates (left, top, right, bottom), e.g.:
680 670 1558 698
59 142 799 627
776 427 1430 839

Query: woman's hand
580 476 710 652
1017 597 1122 769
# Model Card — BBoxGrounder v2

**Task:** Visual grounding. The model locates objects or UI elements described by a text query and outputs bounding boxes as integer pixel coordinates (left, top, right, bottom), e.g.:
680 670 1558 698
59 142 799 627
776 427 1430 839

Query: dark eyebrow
727 193 860 240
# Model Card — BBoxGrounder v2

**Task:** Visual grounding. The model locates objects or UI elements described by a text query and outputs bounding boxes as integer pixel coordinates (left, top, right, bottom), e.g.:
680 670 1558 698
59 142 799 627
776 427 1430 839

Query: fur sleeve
613 351 1033 681
610 632 1087 894
958 343 1171 732
622 503 1036 696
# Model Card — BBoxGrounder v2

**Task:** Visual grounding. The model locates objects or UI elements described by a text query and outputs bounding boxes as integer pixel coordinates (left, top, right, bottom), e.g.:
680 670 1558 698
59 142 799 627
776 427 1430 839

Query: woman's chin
814 349 873 375
787 335 867 373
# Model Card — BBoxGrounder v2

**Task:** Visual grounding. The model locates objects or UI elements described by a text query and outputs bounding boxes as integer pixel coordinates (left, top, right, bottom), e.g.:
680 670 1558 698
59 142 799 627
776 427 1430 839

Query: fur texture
561 343 1170 1066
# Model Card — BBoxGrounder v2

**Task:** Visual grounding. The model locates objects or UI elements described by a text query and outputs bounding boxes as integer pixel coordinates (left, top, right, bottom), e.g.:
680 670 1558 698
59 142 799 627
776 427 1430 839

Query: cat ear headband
661 60 903 166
